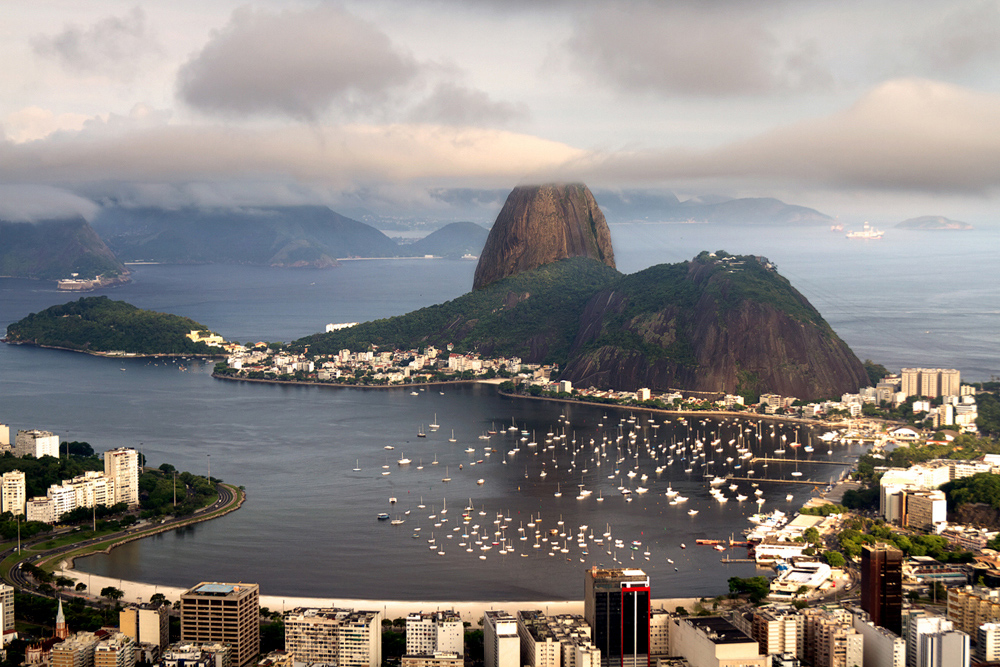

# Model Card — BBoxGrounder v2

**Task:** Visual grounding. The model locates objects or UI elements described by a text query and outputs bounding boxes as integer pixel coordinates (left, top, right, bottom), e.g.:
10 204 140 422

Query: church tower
55 599 69 639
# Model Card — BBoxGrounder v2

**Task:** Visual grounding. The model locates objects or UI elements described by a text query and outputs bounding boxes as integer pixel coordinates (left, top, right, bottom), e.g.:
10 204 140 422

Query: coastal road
1 482 243 596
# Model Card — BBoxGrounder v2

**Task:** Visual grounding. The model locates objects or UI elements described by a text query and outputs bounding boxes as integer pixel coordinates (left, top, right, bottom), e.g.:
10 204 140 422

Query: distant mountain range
895 215 973 230
91 206 488 267
592 190 834 226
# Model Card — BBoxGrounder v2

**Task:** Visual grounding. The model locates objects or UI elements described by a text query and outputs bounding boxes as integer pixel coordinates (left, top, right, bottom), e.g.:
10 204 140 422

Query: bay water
1 223 997 600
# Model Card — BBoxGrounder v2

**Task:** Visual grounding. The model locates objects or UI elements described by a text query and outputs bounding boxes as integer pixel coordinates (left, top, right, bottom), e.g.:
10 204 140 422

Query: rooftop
685 617 755 645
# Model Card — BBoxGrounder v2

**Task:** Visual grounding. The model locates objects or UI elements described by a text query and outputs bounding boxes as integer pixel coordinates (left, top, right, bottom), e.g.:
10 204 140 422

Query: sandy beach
58 562 701 622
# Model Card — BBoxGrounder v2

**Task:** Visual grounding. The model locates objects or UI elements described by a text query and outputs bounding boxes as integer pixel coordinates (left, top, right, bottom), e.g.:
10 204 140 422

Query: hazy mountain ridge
895 215 973 230
0 218 127 280
406 222 489 258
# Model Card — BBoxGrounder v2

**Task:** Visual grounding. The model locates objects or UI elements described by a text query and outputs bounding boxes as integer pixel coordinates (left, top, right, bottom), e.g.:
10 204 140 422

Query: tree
728 576 770 603
100 586 124 603
75 583 87 592
823 551 846 568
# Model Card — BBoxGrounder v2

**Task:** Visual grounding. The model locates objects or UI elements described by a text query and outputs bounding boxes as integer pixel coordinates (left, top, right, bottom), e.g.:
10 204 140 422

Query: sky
3 0 1000 224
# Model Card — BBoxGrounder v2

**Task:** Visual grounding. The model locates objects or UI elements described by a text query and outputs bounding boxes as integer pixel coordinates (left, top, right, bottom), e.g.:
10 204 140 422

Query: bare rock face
473 184 615 290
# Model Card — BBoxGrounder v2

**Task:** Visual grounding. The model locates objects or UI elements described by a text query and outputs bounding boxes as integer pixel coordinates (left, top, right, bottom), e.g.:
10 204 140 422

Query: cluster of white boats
366 407 853 568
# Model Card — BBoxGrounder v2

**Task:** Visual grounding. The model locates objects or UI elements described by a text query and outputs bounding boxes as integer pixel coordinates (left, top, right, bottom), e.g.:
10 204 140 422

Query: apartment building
180 583 260 667
284 607 381 667
405 611 463 657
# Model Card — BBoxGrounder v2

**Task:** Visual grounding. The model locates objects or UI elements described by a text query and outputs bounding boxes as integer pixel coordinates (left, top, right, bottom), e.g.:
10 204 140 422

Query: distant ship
846 222 884 239
829 223 843 232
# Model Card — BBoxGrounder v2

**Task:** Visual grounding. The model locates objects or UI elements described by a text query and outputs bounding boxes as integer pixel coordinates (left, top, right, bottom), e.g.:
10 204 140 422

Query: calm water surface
1 224 996 600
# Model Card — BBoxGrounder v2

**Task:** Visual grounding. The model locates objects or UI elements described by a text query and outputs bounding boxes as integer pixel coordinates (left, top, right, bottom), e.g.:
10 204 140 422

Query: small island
3 296 228 357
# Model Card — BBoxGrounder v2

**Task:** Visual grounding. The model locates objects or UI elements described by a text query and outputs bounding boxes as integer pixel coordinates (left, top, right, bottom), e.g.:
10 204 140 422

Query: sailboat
417 425 427 438
353 459 361 472
449 430 457 443
442 467 452 482
429 414 440 430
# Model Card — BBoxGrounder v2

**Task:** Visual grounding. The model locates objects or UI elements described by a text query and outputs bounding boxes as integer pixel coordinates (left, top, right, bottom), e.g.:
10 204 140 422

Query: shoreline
2 340 225 360
53 565 701 620
211 373 841 430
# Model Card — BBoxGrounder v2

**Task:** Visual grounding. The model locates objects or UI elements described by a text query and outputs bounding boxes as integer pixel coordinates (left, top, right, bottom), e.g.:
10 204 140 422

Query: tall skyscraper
862 544 903 635
584 568 650 667
104 447 139 508
180 582 260 666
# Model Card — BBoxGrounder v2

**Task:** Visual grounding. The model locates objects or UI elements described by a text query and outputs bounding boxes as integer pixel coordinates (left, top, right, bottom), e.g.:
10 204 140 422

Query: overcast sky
3 0 1000 223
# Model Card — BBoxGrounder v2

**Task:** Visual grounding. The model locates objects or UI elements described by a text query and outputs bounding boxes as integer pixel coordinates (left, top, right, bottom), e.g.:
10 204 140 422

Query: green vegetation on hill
5 296 219 355
294 257 622 363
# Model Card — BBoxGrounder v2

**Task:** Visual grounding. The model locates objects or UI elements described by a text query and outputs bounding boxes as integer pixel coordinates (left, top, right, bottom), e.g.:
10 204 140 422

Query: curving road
2 482 243 598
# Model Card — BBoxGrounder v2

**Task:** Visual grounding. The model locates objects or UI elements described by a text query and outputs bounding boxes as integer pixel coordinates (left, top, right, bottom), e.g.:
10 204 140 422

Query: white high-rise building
66 471 116 509
48 484 77 521
14 429 59 459
0 583 14 632
104 448 139 508
907 616 953 667
918 630 969 667
977 623 1000 663
484 611 519 667
0 424 9 448
406 611 464 657
1 470 26 516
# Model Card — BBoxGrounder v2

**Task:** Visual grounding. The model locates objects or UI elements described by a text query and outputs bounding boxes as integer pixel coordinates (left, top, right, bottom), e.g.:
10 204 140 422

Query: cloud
0 122 584 190
0 185 99 222
177 5 419 120
565 3 832 95
31 7 160 79
910 2 1000 73
408 82 528 126
573 79 1000 194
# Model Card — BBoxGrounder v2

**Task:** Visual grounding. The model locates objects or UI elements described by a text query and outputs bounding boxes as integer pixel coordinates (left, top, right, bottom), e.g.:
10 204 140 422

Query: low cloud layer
573 79 1000 194
177 6 419 120
4 79 1000 201
0 185 99 222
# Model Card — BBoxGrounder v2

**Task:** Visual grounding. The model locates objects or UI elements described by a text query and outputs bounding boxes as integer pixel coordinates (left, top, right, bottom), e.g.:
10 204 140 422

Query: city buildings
668 616 767 667
946 586 1000 635
751 606 804 659
119 603 170 650
283 607 382 667
14 429 59 459
0 584 13 635
584 568 650 667
483 611 519 667
180 583 260 667
852 613 905 667
516 611 600 667
1 471 25 516
94 632 136 667
405 611 463 657
861 544 903 635
104 447 140 508
161 642 232 667
801 607 863 667
51 632 100 667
